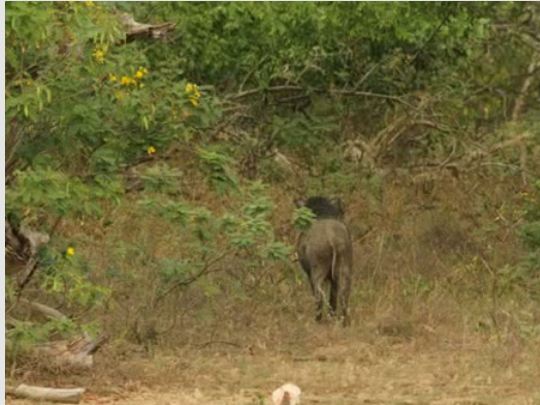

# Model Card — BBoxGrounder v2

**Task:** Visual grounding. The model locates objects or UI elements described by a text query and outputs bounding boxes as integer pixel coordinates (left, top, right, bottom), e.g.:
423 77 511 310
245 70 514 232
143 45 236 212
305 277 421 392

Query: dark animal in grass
295 196 353 326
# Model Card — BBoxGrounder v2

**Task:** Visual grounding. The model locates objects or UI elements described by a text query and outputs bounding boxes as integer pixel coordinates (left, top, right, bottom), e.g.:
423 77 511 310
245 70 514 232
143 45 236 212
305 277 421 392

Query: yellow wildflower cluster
92 46 106 64
185 82 201 107
84 1 95 7
135 67 148 79
66 246 76 257
109 67 149 88
120 76 137 86
147 146 157 155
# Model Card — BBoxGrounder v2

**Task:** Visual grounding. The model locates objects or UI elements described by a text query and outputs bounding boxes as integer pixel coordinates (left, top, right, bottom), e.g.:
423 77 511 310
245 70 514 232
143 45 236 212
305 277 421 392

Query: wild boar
295 197 353 326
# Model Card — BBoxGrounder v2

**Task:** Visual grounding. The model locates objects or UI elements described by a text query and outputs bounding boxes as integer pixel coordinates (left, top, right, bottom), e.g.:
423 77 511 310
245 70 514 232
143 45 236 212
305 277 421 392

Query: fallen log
6 384 85 404
35 334 109 372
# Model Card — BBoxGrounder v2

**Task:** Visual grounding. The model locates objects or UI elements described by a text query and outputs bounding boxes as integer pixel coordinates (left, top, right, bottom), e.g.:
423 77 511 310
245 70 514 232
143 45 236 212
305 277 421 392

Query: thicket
5 2 540 361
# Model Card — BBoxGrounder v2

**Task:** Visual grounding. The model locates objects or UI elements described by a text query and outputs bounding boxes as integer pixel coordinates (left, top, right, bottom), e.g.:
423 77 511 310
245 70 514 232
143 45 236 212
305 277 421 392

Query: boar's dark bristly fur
295 196 353 326
296 196 345 219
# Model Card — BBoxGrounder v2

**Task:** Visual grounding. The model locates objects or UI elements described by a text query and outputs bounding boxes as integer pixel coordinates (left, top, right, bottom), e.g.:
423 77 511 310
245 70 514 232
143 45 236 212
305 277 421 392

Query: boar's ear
294 198 306 208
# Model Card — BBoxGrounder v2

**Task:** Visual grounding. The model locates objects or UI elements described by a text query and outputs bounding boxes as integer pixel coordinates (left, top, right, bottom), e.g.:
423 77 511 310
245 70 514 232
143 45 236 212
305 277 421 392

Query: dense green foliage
5 2 539 354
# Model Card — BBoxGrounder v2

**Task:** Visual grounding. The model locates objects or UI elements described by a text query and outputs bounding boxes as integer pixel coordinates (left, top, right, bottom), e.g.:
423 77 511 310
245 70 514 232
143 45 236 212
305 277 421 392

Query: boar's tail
330 239 338 280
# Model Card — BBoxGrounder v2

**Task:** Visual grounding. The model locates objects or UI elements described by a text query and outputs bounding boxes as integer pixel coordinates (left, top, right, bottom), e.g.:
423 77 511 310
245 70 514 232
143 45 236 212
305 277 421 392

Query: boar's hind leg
309 266 328 322
330 274 349 324
330 277 339 319
329 258 352 326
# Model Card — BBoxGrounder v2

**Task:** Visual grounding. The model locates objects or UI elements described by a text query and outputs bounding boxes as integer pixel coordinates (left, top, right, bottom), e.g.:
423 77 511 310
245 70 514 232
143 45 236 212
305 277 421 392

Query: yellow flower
185 82 200 95
92 47 106 64
135 67 148 79
185 82 201 107
108 73 117 82
120 76 136 86
66 246 76 256
84 1 95 7
147 146 157 155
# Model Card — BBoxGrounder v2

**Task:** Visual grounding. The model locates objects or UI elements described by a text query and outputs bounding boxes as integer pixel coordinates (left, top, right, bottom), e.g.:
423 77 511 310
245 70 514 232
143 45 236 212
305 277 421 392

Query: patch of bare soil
7 325 540 405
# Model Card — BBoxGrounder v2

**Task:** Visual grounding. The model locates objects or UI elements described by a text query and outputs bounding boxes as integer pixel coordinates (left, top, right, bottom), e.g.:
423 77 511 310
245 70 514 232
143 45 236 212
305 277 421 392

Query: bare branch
239 56 269 92
227 85 415 109
153 250 233 305
119 13 176 41
328 89 416 109
512 57 540 121
511 54 539 185
228 85 305 100
19 299 68 321
353 63 380 91
6 220 50 293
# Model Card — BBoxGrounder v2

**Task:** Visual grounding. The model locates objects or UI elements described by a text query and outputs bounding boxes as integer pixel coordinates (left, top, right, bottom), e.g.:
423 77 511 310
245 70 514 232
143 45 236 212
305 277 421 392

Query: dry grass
8 322 540 404
7 172 540 404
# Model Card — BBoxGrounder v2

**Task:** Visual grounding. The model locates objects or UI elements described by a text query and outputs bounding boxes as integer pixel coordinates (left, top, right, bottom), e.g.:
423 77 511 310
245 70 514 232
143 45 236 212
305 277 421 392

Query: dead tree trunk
35 334 109 372
6 384 85 404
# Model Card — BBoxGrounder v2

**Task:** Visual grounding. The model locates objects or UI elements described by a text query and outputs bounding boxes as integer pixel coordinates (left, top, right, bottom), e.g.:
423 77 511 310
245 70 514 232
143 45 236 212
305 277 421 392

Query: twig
153 250 232 305
438 137 458 169
489 132 532 154
17 258 40 294
408 14 449 66
228 85 305 100
327 89 416 109
372 115 409 149
410 119 452 133
196 340 241 349
511 57 539 121
272 94 311 105
353 63 380 91
239 56 269 92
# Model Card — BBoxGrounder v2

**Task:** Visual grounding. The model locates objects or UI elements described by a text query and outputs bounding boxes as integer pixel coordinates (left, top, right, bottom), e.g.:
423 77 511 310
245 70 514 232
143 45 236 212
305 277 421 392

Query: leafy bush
5 2 540 357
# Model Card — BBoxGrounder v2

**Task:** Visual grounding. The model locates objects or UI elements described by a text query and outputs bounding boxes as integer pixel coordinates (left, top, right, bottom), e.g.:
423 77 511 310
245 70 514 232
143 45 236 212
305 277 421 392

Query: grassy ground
8 320 540 404
7 172 540 404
